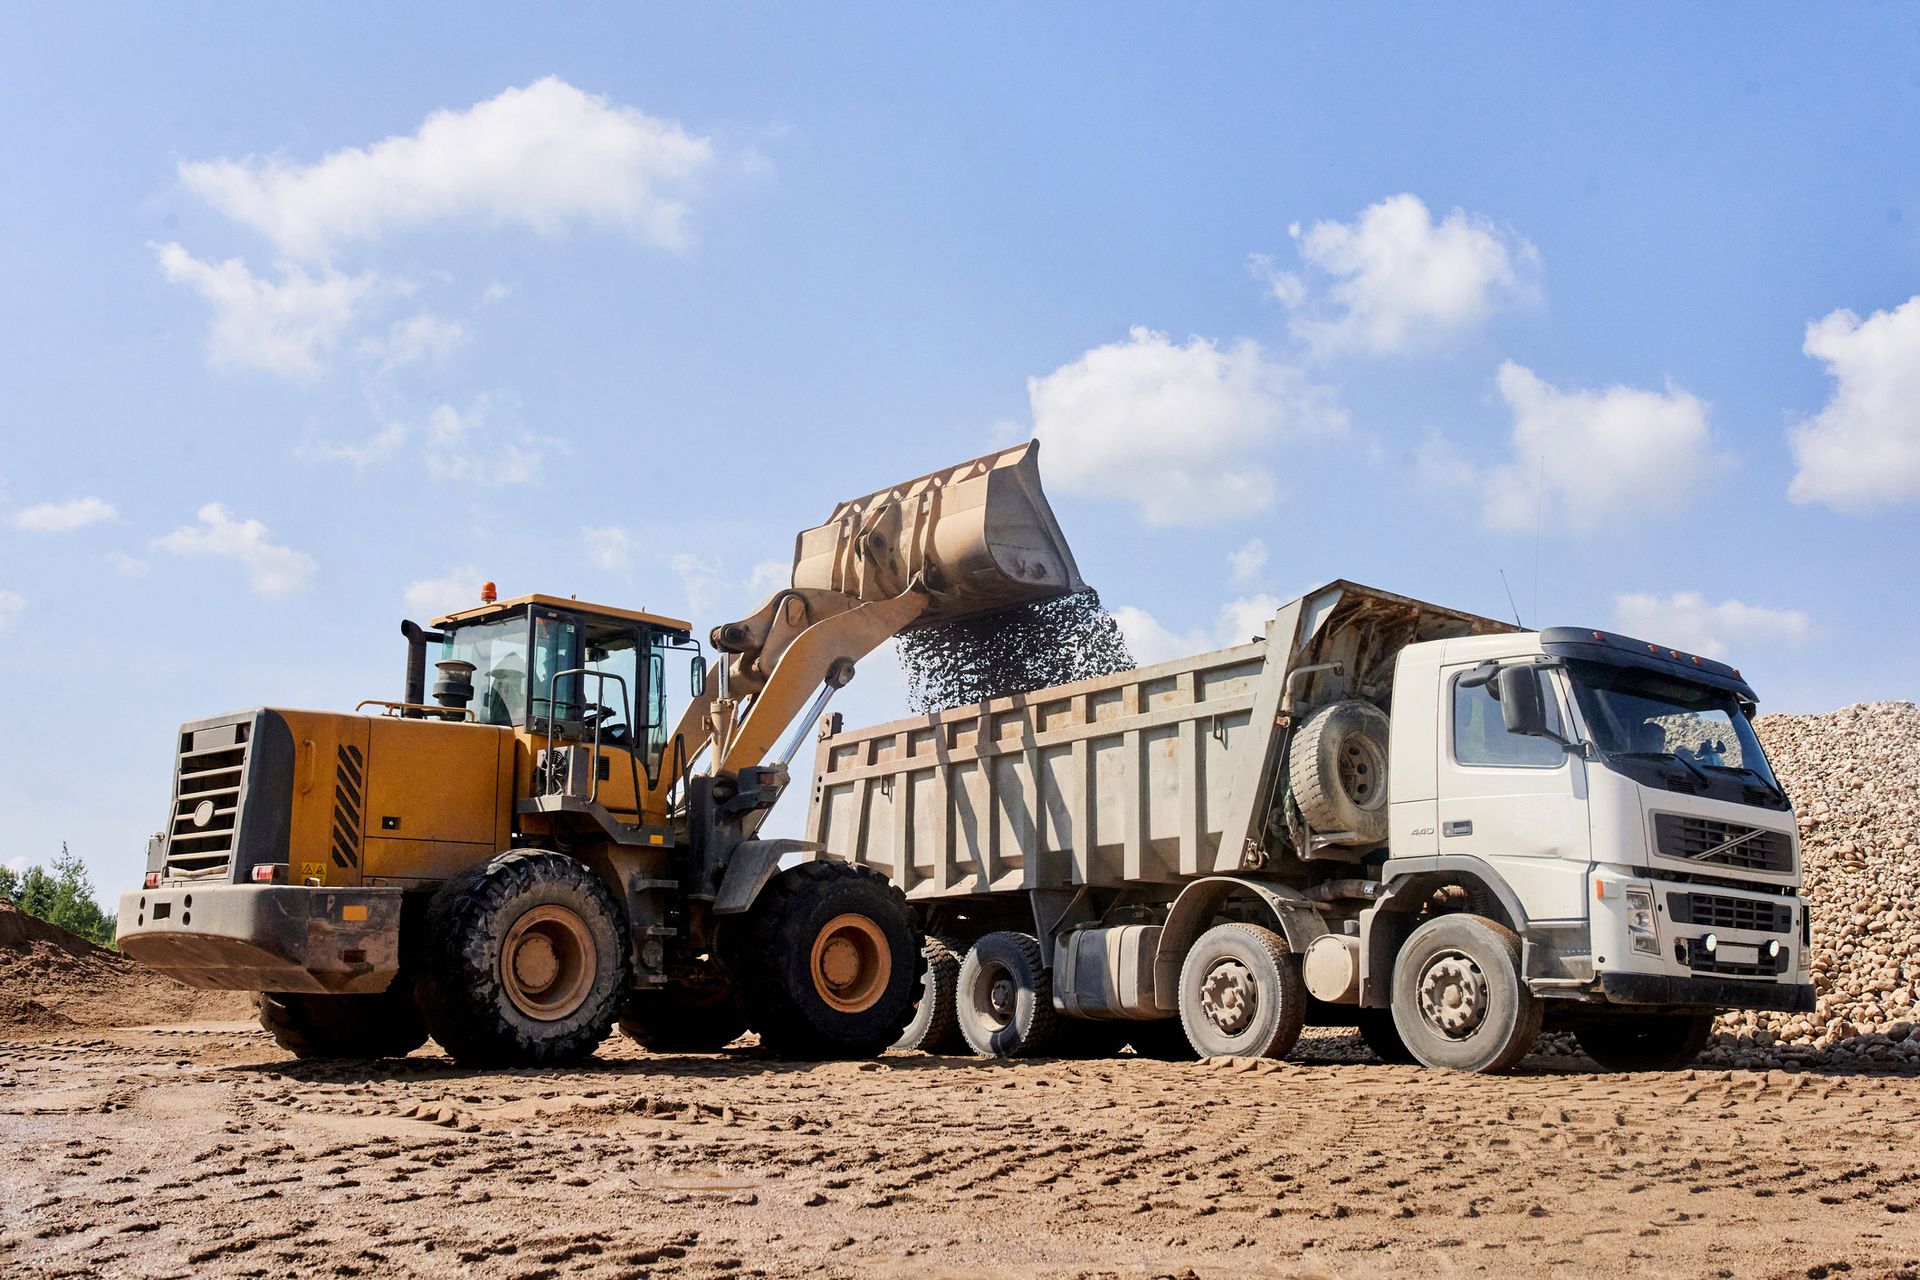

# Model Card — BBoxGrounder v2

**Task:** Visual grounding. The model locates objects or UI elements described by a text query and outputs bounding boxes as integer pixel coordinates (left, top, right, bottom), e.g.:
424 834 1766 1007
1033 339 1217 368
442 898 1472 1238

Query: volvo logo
191 799 216 828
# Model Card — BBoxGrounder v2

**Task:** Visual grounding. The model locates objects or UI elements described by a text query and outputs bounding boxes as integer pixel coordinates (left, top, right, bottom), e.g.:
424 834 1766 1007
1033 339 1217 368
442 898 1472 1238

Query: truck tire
1574 1014 1715 1072
1388 914 1541 1073
617 983 748 1052
255 985 428 1060
729 861 920 1060
956 932 1057 1058
415 851 628 1067
1177 922 1308 1060
1355 1007 1416 1064
1288 700 1391 845
894 935 966 1053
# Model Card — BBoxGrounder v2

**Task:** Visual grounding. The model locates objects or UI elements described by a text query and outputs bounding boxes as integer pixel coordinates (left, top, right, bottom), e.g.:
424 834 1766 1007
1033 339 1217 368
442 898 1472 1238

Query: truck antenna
1499 569 1524 628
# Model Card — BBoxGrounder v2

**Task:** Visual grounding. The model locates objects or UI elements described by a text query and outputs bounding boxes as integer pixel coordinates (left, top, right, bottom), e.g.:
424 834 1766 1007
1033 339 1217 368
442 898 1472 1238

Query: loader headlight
1625 888 1660 956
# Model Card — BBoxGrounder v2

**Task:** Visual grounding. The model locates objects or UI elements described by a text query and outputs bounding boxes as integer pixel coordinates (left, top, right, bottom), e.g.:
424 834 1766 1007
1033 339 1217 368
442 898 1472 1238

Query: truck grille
1652 813 1793 874
164 719 252 881
1683 937 1789 978
1667 891 1792 934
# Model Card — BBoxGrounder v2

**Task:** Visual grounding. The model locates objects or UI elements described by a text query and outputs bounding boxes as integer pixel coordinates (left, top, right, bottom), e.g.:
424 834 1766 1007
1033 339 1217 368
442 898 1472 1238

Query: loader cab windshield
441 608 670 777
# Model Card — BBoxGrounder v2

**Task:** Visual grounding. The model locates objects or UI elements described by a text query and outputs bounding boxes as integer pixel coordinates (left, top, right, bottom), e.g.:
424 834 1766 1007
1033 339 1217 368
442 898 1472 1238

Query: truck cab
1383 628 1808 1029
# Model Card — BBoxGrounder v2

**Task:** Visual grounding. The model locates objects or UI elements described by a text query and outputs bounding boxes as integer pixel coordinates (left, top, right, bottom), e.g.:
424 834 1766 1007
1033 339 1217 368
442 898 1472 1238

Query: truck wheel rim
1199 959 1257 1035
810 913 891 1014
502 905 596 1021
1338 733 1387 810
1415 949 1488 1039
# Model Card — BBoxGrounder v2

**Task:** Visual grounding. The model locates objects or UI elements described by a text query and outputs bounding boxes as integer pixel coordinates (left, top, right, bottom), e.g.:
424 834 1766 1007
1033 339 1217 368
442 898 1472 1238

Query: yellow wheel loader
116 444 1081 1066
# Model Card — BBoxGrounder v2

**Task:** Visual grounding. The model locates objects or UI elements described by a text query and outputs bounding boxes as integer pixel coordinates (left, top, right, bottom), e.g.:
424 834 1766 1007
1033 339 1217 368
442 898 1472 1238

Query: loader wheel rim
809 913 891 1014
502 905 596 1021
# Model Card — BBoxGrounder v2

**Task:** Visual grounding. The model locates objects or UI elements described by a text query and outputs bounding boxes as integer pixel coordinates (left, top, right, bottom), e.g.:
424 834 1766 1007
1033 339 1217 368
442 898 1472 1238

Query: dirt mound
0 902 249 1034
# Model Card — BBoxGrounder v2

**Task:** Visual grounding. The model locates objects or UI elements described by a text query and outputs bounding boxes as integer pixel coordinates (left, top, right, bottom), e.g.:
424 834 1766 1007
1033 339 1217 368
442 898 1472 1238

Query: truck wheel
617 983 748 1052
956 932 1057 1058
1389 914 1540 1073
1574 1014 1715 1072
730 861 920 1060
1355 1007 1416 1064
894 935 966 1053
1288 700 1391 844
255 985 428 1060
1177 923 1307 1060
415 851 628 1067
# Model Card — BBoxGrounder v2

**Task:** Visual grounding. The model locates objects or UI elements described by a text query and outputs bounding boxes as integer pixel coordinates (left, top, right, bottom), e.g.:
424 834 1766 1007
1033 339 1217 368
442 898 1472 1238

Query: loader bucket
789 441 1084 623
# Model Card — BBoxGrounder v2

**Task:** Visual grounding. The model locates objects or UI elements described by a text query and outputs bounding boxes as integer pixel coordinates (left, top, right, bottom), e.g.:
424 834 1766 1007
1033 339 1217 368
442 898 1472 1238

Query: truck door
1434 664 1591 922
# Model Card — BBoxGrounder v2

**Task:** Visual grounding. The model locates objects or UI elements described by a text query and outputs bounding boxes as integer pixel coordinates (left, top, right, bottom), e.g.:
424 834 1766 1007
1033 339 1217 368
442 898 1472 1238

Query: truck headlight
1625 888 1660 955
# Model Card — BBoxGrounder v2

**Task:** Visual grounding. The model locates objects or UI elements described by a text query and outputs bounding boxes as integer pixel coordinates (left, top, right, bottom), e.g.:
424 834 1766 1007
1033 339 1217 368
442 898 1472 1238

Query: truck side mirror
1496 666 1551 737
690 654 707 697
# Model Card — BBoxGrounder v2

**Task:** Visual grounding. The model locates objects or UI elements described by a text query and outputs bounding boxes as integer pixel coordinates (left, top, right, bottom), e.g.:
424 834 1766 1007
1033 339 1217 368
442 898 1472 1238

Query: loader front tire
415 851 628 1067
256 985 429 1060
730 861 920 1060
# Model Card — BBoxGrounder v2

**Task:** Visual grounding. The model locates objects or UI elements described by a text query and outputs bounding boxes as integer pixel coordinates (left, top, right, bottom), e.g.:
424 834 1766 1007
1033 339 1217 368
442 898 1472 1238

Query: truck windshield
1565 659 1785 804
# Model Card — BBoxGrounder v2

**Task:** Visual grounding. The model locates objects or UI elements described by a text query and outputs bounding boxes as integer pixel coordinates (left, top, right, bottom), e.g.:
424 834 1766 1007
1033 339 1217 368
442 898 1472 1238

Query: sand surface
4 1023 1917 1279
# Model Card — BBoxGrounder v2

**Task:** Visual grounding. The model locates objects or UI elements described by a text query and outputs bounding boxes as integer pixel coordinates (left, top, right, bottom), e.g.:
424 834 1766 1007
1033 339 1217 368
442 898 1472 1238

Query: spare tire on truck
1288 699 1391 845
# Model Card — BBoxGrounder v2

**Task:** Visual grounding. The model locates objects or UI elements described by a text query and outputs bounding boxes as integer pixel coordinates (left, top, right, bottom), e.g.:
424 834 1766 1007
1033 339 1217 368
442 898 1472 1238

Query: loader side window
442 617 531 727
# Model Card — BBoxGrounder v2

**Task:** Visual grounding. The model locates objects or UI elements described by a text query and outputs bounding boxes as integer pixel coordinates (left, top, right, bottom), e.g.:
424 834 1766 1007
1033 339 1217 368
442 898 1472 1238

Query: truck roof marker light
1647 643 1659 653
1592 631 1605 640
481 581 497 604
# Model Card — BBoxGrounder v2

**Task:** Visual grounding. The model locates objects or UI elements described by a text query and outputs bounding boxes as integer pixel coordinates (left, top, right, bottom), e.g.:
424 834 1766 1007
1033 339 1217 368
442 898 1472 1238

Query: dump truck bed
805 580 1515 900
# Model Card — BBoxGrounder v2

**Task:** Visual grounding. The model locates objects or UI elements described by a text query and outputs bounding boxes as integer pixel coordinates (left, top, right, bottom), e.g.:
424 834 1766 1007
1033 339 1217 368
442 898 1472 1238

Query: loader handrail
537 667 645 818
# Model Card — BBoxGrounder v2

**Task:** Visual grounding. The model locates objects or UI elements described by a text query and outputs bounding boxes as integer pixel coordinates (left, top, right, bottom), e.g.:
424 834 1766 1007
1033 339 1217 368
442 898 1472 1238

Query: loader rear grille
1653 813 1793 874
164 719 252 881
332 744 364 869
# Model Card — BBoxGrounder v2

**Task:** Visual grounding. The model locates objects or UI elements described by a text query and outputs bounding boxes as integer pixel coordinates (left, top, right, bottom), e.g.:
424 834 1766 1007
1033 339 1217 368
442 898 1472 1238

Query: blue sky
4 6 1917 892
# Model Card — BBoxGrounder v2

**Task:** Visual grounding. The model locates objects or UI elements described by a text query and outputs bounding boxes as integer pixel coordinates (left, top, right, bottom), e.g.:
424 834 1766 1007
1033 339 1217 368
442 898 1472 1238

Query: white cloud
583 525 633 574
748 559 789 598
155 242 381 379
364 312 467 369
404 565 488 618
1263 193 1540 356
420 399 549 486
1429 362 1730 533
0 590 23 634
1611 591 1811 660
12 496 117 533
1112 593 1283 666
1786 294 1920 513
1227 537 1267 585
154 503 317 596
301 421 408 469
1028 326 1344 527
107 551 148 576
670 553 724 618
480 281 515 307
178 77 714 261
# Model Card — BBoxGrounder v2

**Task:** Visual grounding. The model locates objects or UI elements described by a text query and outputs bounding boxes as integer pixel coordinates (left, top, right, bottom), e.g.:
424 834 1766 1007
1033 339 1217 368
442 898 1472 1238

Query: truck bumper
116 885 404 995
1599 972 1815 1014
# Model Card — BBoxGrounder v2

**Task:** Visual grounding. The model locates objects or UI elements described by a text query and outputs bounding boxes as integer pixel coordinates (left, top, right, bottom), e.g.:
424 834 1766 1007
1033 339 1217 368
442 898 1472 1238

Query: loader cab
431 593 695 786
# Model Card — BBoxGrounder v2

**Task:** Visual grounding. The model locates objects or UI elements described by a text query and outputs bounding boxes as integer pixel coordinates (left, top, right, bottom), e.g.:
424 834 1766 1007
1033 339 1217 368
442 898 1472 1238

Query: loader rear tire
957 931 1057 1058
618 982 748 1052
894 935 966 1053
256 985 429 1060
415 851 628 1067
1288 700 1391 845
730 861 921 1060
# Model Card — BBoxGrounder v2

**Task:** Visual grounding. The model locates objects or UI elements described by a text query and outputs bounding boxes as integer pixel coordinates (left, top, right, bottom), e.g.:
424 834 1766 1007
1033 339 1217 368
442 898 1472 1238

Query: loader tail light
251 863 288 884
143 871 161 890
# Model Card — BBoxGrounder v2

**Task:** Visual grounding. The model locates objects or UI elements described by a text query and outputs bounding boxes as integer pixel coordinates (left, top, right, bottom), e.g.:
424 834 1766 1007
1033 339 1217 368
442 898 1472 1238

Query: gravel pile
896 587 1135 714
1704 700 1920 1071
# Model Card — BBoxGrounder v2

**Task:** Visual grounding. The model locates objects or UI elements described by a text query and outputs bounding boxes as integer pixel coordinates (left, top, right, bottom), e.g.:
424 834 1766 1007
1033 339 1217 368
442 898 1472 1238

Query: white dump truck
806 580 1812 1073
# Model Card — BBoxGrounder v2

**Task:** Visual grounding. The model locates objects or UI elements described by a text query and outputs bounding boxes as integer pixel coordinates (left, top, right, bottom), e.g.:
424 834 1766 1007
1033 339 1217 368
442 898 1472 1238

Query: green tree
0 863 19 903
6 844 116 948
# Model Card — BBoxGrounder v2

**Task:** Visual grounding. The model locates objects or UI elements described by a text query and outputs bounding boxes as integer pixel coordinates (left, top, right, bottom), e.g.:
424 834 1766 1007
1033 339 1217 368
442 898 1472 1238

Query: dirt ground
3 1022 1917 1280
